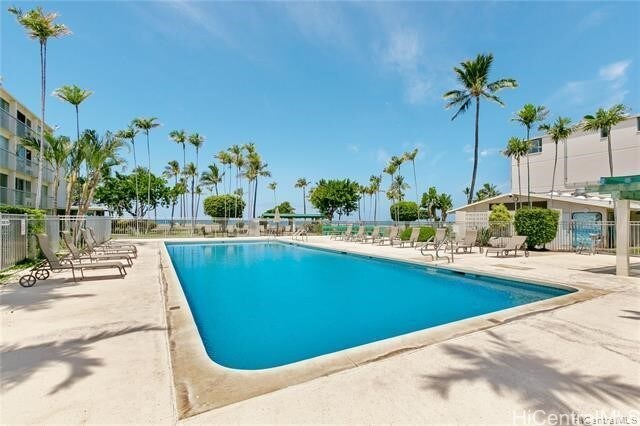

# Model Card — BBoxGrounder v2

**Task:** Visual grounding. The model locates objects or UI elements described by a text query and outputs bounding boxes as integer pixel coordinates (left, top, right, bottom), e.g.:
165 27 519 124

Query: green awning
260 213 325 219
586 175 640 201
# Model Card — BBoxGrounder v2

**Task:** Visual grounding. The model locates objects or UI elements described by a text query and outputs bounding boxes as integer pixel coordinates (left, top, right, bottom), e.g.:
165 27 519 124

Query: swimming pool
166 241 572 370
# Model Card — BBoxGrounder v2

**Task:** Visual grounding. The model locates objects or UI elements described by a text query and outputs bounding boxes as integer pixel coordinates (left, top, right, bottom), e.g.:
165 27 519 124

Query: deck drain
169 306 181 310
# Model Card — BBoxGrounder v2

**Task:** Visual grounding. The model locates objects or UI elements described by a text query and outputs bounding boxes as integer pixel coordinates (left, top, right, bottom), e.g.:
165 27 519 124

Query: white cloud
281 2 352 49
376 148 390 163
599 60 631 81
547 59 632 110
347 144 360 153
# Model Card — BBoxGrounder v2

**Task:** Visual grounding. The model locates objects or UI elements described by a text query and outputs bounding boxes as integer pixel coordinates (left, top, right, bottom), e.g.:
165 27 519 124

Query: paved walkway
1 237 638 424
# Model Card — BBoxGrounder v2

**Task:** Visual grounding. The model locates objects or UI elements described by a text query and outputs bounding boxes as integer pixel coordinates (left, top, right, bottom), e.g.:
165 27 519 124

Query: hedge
203 195 245 218
514 208 559 249
389 201 419 222
399 226 435 242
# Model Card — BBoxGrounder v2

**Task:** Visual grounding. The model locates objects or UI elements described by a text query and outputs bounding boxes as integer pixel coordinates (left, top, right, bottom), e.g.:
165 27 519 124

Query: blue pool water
166 241 572 370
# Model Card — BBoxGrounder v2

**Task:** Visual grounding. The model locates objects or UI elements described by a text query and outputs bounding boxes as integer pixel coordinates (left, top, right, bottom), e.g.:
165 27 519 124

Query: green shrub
390 201 419 222
203 195 245 218
476 227 492 246
514 208 559 249
399 226 435 242
0 204 45 215
489 203 511 222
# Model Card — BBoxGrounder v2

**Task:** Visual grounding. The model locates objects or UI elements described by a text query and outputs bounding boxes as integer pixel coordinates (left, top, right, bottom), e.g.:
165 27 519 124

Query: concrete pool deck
1 236 639 424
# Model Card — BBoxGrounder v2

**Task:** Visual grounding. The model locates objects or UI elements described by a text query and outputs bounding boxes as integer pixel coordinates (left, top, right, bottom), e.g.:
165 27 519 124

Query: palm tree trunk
253 177 258 218
303 187 306 214
146 131 151 217
35 41 46 210
526 127 531 208
607 132 614 176
132 140 139 216
374 191 377 222
214 183 218 196
191 176 195 228
517 159 522 210
412 160 419 220
52 174 59 213
64 172 76 216
551 142 558 207
468 96 480 205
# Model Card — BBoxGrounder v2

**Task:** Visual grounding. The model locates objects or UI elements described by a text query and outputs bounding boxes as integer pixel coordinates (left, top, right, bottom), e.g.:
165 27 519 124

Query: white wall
512 116 640 194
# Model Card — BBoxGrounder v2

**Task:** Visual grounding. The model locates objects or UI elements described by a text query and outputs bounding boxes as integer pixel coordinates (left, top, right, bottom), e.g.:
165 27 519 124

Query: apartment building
0 87 58 210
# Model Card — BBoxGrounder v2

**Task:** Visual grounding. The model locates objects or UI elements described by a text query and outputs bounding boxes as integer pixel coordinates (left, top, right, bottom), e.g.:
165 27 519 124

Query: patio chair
417 228 447 251
334 225 353 241
398 227 420 248
346 226 365 242
485 235 529 257
62 231 133 266
81 229 138 258
87 227 138 256
362 226 381 244
378 226 401 245
291 227 308 241
455 229 478 253
19 234 126 286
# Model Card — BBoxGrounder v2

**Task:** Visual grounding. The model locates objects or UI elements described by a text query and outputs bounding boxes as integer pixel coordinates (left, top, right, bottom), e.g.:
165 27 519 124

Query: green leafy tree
512 104 548 207
132 117 160 217
9 5 71 209
489 203 511 222
539 117 574 204
203 194 245 218
444 53 518 204
264 201 295 215
502 137 530 209
389 200 419 222
421 186 439 219
581 104 629 177
294 178 309 215
514 208 559 249
309 179 360 220
95 169 171 217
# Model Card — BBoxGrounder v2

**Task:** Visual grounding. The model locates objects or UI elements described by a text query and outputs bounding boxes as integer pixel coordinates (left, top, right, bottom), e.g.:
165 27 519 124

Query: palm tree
512 104 548 207
228 144 244 218
539 117 574 204
215 150 233 220
64 138 84 215
163 160 181 223
9 6 71 209
369 175 381 222
77 131 124 216
383 157 400 221
53 85 93 143
20 133 70 213
581 104 628 177
475 183 501 202
116 126 140 216
169 129 187 217
245 152 270 218
502 137 530 209
294 178 309 215
200 164 223 195
268 181 277 205
422 186 439 220
391 175 409 201
443 53 518 205
132 117 160 218
188 132 204 178
436 193 453 222
403 148 420 219
183 162 197 225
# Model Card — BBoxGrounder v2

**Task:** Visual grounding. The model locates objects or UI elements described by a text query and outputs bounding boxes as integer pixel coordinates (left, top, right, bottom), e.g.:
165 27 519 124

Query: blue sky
3 1 639 219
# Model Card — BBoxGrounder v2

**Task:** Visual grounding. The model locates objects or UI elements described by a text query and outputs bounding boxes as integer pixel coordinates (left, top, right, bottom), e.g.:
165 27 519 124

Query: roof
586 175 640 201
260 213 325 219
450 191 640 213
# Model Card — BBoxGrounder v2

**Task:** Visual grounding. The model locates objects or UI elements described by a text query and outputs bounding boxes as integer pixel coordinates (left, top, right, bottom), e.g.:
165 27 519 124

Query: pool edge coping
159 237 609 420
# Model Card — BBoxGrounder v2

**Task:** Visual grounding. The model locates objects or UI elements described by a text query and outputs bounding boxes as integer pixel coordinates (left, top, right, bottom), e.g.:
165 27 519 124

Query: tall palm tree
475 183 501 201
391 175 408 201
163 160 181 223
215 150 233 220
169 129 187 217
512 103 548 207
539 117 574 205
384 156 402 221
9 6 71 209
188 133 204 177
64 137 84 215
581 104 628 177
422 186 439 220
403 148 420 219
116 126 140 216
200 164 223 195
369 175 381 222
436 193 453 222
443 53 518 205
183 162 197 225
228 145 244 218
268 181 277 205
502 137 530 209
294 178 309 215
245 152 270 218
53 85 93 143
132 117 160 218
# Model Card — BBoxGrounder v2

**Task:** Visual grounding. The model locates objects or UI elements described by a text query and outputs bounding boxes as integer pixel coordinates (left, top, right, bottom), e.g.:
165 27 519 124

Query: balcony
0 146 57 183
0 187 54 209
0 108 38 139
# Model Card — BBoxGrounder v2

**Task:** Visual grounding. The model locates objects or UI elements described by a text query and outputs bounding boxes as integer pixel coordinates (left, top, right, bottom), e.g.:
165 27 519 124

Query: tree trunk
64 172 76 215
303 187 306 215
374 191 377 222
132 139 139 217
517 158 522 210
526 126 531 208
35 41 46 210
607 132 614 176
146 131 151 217
253 177 258 218
551 142 558 208
52 173 59 213
468 96 480 205
412 160 419 220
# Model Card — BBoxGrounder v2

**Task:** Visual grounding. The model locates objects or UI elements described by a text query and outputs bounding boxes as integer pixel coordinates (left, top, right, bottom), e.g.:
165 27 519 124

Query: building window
0 98 8 112
0 173 7 204
528 138 542 154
